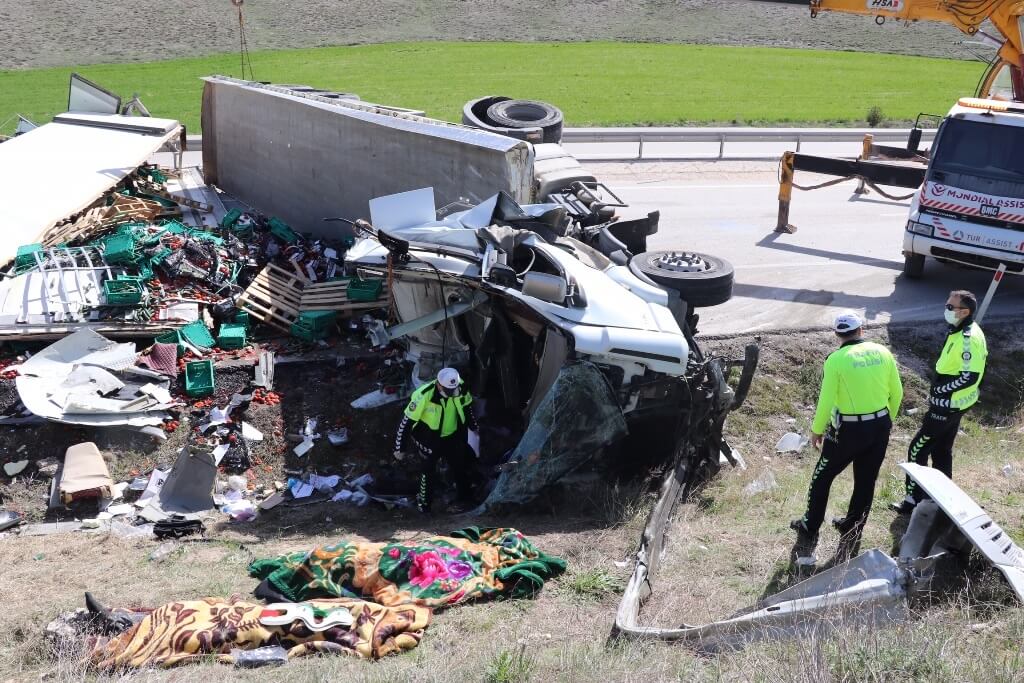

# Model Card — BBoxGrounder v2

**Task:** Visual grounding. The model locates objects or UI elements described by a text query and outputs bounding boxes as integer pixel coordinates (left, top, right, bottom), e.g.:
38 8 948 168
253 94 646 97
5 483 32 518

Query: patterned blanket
249 527 566 608
88 596 430 669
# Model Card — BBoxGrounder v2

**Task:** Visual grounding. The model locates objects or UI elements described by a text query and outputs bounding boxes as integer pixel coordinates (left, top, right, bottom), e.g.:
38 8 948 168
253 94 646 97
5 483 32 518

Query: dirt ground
0 0 985 70
0 320 1021 681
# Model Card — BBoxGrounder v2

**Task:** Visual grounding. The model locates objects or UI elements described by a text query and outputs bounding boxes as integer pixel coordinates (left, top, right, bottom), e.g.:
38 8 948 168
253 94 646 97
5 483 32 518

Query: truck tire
633 250 734 307
486 99 564 144
903 253 925 279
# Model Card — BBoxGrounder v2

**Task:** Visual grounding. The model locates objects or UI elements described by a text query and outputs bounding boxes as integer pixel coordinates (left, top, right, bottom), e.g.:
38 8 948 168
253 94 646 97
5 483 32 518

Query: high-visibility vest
404 380 472 437
811 340 903 434
933 322 987 411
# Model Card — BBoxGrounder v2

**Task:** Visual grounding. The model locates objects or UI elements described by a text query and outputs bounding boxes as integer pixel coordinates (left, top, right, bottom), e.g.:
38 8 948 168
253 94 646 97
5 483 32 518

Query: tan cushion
60 442 113 503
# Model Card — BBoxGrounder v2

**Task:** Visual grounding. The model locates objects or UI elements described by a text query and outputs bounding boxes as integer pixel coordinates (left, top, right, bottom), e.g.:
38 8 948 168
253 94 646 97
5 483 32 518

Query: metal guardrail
185 127 938 162
560 127 938 160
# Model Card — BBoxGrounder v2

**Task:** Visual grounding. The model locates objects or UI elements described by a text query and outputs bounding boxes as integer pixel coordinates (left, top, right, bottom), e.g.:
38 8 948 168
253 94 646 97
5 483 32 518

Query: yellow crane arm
810 1 1024 68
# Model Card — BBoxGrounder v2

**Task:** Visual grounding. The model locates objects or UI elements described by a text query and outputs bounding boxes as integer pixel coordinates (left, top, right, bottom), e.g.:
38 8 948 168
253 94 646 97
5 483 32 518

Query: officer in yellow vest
791 311 903 568
892 290 988 514
394 368 479 513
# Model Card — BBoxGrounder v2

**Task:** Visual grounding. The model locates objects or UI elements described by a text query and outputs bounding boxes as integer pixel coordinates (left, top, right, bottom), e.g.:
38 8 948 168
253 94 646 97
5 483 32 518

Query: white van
903 98 1024 278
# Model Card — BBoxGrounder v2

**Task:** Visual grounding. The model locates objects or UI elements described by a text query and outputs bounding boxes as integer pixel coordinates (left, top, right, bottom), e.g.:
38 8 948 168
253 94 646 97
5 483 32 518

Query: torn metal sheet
139 448 217 522
0 113 181 267
14 328 171 427
901 463 1024 601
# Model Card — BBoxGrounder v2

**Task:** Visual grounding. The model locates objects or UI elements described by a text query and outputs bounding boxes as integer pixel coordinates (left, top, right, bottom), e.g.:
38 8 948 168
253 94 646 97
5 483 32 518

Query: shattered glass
480 361 627 508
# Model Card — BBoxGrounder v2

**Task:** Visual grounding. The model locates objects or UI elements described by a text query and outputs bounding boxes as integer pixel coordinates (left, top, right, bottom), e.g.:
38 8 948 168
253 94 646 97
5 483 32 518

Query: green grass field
0 41 983 134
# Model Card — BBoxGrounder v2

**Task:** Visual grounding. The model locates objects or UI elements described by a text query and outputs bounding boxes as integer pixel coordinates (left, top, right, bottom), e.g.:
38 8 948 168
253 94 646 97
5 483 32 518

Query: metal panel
200 76 534 239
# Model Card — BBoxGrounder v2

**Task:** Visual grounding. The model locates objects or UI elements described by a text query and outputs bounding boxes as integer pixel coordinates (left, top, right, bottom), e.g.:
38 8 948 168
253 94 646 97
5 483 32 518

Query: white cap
437 367 461 390
833 311 863 334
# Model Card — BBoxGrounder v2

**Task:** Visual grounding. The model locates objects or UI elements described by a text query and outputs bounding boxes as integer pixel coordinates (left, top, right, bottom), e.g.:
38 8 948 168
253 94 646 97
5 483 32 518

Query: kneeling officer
394 368 479 513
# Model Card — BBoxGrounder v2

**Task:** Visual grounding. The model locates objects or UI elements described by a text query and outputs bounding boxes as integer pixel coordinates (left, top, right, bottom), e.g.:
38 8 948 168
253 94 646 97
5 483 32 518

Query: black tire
486 99 564 144
633 250 734 307
903 253 925 279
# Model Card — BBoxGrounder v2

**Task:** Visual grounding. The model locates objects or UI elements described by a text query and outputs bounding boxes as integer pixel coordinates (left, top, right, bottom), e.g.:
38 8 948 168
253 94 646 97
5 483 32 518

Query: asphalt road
589 161 1024 336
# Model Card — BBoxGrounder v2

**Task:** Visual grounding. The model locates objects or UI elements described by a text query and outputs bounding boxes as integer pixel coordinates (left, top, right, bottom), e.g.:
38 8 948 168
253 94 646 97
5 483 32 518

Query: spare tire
486 99 563 144
633 250 734 307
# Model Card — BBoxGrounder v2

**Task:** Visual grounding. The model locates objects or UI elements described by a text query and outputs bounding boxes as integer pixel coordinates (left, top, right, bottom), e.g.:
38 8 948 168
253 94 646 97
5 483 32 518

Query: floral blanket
249 527 566 608
87 596 430 669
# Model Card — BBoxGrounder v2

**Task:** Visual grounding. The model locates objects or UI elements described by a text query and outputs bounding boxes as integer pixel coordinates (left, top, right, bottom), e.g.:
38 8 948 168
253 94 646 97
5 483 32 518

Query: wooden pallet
41 205 111 246
299 279 389 313
237 264 305 332
104 195 162 225
140 182 213 213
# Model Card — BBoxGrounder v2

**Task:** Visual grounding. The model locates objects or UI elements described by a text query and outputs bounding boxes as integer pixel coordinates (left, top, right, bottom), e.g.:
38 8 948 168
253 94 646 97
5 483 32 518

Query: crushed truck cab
347 185 757 509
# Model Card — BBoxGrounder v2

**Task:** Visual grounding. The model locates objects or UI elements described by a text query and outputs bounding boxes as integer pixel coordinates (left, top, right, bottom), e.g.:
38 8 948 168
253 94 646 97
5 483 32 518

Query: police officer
394 368 479 513
791 312 903 566
892 290 988 514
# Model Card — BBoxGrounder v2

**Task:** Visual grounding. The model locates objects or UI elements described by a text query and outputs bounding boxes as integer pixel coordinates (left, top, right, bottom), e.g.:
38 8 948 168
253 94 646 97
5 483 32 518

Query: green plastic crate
154 330 185 356
220 208 243 229
184 360 215 397
101 233 137 265
233 311 251 328
160 220 188 235
346 277 384 302
103 278 144 305
290 320 329 342
217 323 247 349
268 217 300 244
296 310 336 331
15 244 43 271
180 320 216 350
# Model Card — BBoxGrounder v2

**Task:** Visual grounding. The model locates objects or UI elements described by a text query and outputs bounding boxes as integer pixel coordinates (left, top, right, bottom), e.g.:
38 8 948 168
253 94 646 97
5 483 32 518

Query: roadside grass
0 41 983 135
2 324 1022 681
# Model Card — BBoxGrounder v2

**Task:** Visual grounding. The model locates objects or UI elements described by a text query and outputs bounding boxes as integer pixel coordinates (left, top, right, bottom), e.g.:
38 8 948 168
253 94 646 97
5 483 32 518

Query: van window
930 118 1024 186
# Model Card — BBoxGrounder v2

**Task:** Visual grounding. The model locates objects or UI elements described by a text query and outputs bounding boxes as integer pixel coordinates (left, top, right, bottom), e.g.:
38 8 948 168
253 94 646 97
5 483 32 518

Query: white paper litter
776 432 808 453
241 422 263 441
212 444 230 465
309 474 340 491
135 469 168 508
290 481 314 499
293 439 315 457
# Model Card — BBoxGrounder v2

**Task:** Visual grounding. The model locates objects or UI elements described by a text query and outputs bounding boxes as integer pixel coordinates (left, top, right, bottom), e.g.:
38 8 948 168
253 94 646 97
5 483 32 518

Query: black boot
83 593 134 635
889 496 917 515
789 519 819 571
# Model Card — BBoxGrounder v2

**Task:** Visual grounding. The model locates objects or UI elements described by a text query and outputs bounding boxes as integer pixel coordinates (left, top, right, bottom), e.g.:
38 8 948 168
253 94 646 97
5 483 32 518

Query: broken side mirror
487 263 518 287
522 272 568 304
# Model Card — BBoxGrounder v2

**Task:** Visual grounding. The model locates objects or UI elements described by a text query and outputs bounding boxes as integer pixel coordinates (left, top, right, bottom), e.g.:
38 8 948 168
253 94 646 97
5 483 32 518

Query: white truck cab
904 97 1024 278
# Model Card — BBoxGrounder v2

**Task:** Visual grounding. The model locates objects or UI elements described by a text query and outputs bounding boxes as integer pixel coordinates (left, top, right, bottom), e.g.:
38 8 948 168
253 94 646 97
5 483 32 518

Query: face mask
944 308 959 325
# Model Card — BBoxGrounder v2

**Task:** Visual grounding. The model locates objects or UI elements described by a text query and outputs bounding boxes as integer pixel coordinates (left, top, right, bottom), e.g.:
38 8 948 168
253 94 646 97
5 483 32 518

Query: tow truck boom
810 0 1024 100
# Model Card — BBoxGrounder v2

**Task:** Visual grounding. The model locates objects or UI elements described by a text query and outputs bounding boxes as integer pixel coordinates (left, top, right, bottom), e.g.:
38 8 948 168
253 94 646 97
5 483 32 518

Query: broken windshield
929 118 1024 194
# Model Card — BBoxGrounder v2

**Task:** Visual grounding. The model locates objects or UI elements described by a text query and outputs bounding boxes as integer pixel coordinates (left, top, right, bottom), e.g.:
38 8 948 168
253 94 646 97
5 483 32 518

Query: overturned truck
345 179 758 510
201 76 758 634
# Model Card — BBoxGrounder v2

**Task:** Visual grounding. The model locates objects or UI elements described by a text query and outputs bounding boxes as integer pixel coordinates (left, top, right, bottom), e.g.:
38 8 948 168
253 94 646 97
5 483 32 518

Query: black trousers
414 437 474 511
802 417 892 536
905 409 963 501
